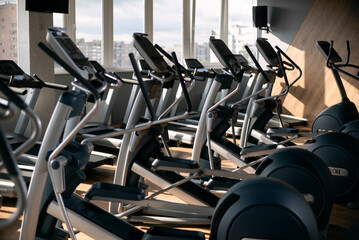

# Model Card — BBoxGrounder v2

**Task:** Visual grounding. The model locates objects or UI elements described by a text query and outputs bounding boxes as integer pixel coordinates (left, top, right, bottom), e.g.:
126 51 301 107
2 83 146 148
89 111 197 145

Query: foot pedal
241 144 277 158
206 177 240 191
85 182 144 202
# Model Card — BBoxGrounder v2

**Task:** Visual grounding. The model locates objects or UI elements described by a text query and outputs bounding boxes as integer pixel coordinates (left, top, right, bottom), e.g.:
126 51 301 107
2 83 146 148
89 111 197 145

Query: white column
190 0 196 58
182 0 191 60
144 0 153 42
220 0 228 44
102 0 114 69
17 1 55 137
63 0 76 41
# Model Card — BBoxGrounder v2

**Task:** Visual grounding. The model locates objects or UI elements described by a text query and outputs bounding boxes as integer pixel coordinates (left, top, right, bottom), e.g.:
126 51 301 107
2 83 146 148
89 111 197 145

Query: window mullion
190 0 196 58
144 0 153 42
102 0 114 69
63 0 76 41
182 0 191 60
220 0 228 44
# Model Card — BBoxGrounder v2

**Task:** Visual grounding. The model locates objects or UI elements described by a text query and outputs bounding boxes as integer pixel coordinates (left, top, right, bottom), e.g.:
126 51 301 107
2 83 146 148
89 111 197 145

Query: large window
76 0 102 64
0 0 17 63
194 0 220 65
228 0 256 62
48 0 257 72
153 0 182 60
113 0 144 69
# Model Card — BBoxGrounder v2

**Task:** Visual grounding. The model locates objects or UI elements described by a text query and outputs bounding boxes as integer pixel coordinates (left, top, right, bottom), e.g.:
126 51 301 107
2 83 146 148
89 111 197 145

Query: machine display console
132 33 169 73
184 58 205 70
46 27 96 80
0 60 32 81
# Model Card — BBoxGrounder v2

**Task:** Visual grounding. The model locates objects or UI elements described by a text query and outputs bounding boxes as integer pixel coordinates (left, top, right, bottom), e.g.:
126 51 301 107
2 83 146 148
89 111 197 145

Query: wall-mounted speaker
253 6 268 28
26 0 69 14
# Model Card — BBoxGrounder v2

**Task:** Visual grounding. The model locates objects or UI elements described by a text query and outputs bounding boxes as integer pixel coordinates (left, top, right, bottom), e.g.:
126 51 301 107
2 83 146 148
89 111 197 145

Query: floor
1 144 359 239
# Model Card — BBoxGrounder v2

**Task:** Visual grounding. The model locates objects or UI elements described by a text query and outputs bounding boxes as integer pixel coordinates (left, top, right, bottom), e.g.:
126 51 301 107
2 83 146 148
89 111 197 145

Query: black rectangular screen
26 0 69 14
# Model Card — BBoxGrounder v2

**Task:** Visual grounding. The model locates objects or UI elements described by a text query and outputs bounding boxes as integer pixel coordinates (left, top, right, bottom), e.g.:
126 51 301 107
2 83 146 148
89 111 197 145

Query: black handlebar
244 45 270 83
171 52 192 113
318 40 359 81
129 53 156 121
38 42 101 100
275 46 302 88
154 44 195 80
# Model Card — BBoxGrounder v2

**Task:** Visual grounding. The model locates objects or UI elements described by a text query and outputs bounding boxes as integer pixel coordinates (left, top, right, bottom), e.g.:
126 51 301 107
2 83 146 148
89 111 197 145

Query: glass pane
195 0 220 65
76 0 102 63
0 0 18 63
53 13 63 28
113 0 144 69
153 0 182 60
228 0 256 62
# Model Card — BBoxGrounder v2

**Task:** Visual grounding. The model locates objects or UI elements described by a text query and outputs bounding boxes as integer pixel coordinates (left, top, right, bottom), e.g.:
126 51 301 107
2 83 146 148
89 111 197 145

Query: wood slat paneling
274 0 359 124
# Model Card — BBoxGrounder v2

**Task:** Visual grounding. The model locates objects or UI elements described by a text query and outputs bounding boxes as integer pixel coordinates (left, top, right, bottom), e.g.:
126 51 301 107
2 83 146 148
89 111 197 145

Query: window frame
55 0 254 73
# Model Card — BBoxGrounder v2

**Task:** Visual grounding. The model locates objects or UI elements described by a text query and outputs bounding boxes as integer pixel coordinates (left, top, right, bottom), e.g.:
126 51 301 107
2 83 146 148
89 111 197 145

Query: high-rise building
0 2 17 62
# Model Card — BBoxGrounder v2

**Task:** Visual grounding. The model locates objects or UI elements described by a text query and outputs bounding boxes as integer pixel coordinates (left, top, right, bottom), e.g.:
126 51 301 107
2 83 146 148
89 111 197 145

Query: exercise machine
19 29 319 240
313 40 359 133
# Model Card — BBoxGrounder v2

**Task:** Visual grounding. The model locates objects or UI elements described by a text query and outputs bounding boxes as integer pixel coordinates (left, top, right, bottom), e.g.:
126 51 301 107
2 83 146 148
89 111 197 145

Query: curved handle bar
275 46 303 89
38 42 101 101
12 107 42 158
276 50 290 91
275 46 301 70
323 41 359 81
129 53 156 121
0 125 27 230
333 64 359 81
154 44 195 81
171 52 192 113
0 82 42 158
244 45 270 83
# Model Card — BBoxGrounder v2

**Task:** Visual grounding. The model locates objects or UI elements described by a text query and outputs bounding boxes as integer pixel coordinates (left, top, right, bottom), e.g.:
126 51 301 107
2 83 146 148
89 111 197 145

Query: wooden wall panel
274 0 359 124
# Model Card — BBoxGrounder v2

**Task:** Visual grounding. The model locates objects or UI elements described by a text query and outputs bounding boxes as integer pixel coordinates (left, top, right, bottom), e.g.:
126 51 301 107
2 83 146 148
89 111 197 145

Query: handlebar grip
129 53 156 121
38 42 101 100
42 82 69 91
0 82 27 110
